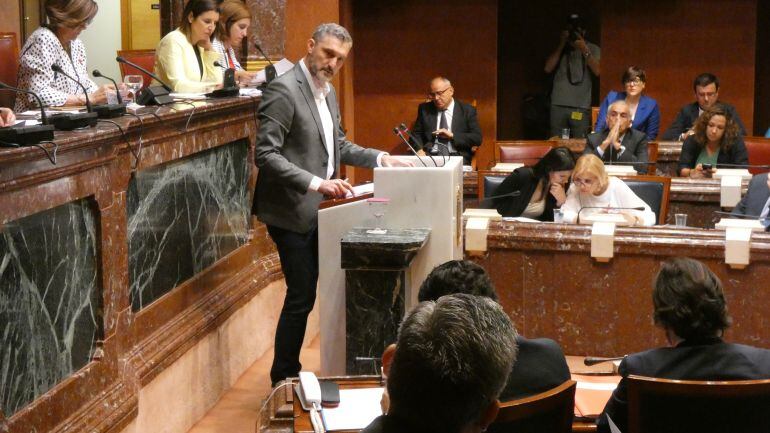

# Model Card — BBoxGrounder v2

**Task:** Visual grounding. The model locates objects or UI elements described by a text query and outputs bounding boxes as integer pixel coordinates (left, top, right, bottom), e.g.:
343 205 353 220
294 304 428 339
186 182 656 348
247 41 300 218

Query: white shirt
299 58 335 190
561 177 656 226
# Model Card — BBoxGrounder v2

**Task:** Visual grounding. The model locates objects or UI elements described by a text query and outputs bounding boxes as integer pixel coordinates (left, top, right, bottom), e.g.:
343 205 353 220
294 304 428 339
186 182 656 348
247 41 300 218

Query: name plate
713 168 752 180
606 165 637 176
715 218 765 232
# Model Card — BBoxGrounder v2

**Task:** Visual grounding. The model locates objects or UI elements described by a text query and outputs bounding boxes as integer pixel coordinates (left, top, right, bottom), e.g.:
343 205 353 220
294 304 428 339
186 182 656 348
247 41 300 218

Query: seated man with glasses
409 76 482 165
661 72 747 141
584 100 649 173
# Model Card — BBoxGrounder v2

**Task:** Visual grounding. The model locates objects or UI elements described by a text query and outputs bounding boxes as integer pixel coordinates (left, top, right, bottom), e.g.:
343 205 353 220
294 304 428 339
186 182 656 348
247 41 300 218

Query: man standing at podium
253 23 411 385
410 76 482 165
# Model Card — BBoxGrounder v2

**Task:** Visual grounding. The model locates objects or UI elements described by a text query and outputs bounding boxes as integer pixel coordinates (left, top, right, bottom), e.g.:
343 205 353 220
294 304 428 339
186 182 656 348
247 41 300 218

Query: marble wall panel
0 199 102 417
247 0 286 62
127 140 250 311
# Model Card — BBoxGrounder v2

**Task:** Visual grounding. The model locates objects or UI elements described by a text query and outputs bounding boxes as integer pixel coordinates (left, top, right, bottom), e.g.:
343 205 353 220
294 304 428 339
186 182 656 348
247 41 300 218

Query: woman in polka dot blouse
14 0 113 112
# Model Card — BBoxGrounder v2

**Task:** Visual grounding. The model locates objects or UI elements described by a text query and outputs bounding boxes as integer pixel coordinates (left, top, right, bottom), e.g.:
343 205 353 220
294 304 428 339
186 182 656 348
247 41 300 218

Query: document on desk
321 387 384 431
572 374 620 419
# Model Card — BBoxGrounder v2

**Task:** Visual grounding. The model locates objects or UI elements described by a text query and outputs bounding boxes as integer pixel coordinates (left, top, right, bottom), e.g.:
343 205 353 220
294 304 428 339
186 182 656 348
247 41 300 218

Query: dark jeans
549 104 591 139
267 224 319 384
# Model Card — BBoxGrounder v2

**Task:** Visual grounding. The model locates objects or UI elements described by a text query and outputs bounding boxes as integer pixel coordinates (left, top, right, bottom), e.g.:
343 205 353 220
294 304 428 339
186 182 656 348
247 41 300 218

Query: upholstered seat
618 175 671 224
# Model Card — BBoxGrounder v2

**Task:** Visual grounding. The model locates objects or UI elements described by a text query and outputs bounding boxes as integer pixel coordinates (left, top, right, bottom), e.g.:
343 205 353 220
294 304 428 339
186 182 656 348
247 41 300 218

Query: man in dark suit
410 77 482 165
661 72 747 141
585 100 649 173
732 172 770 230
416 260 571 400
253 23 410 385
597 258 770 433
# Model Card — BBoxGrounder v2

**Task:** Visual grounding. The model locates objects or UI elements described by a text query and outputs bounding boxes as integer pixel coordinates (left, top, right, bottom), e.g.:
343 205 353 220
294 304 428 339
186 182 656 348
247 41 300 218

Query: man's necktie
438 110 449 145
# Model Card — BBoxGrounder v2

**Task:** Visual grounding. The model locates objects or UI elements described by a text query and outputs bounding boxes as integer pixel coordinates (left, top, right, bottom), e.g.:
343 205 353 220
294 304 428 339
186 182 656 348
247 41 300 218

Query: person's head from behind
45 0 98 42
216 0 251 48
418 260 497 302
533 146 575 188
693 104 740 150
306 23 352 83
693 73 720 110
387 294 517 433
572 154 609 196
653 257 731 344
180 0 220 45
607 100 632 135
428 76 454 111
622 66 646 98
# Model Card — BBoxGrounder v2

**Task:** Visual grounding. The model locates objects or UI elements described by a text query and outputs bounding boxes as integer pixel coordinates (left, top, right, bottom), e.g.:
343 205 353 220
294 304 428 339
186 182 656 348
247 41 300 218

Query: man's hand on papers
319 178 354 198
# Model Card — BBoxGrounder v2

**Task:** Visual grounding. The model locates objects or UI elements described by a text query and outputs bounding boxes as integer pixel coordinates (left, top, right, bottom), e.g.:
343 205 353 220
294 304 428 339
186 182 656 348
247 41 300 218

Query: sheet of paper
344 182 374 198
239 88 262 97
321 387 384 431
170 92 207 100
252 58 294 84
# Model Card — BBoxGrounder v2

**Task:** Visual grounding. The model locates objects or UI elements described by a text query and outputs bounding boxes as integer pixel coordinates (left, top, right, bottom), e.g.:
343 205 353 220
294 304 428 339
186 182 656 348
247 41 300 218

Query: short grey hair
387 293 518 432
311 23 352 45
608 99 630 115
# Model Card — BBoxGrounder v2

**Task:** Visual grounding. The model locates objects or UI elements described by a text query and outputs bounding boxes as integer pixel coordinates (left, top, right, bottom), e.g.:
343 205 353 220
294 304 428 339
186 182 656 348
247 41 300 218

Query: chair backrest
0 32 20 109
744 136 770 175
617 175 671 225
496 140 553 164
488 380 576 433
116 49 156 90
477 170 508 206
627 375 770 433
647 141 659 174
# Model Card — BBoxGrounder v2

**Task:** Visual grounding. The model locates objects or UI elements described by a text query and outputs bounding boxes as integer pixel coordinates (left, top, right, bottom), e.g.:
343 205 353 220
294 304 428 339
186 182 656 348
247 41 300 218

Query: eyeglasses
427 87 451 99
624 78 643 86
572 177 595 187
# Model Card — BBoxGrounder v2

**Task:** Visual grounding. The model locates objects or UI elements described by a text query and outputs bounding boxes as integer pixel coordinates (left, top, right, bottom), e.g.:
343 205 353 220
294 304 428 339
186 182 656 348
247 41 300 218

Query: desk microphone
584 356 625 366
208 61 239 98
478 189 522 205
393 125 429 167
91 69 127 118
398 123 443 166
576 205 646 224
253 42 277 85
115 56 174 105
49 64 98 130
0 81 55 145
714 210 770 222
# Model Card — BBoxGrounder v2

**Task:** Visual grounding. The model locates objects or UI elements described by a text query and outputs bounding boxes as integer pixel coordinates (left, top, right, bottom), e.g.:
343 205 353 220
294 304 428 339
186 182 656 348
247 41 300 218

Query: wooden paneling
600 1 757 136
0 1 22 48
350 0 498 178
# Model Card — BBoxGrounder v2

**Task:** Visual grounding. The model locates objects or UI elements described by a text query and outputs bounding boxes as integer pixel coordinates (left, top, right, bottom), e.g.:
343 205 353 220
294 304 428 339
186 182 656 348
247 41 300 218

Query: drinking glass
124 75 143 102
366 198 389 235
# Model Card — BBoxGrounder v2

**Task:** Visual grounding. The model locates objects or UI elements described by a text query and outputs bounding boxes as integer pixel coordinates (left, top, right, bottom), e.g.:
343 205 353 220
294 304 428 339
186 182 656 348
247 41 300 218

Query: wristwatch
583 50 591 58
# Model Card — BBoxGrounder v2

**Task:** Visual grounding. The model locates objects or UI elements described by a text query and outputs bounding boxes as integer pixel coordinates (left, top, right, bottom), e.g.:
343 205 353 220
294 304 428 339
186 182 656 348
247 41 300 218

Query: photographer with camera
545 14 600 139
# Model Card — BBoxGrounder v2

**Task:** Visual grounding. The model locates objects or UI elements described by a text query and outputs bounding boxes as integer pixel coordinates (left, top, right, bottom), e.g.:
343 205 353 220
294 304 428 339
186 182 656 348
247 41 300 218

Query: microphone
576 205 646 224
207 61 239 98
393 126 428 167
478 189 523 205
0 81 55 145
253 42 276 85
714 210 770 221
115 56 174 105
584 356 625 366
91 69 127 118
712 163 770 170
47 64 98 130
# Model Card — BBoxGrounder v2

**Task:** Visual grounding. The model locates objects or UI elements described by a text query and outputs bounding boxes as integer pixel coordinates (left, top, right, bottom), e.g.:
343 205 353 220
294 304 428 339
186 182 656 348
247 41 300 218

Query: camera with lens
566 14 585 42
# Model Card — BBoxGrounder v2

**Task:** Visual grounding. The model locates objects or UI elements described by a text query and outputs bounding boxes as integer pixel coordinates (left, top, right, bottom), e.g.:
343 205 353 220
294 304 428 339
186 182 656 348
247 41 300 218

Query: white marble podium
317 156 464 375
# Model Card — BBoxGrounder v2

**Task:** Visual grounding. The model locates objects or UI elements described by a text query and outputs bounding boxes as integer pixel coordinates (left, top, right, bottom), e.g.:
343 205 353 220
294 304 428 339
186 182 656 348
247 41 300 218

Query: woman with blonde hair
15 0 113 111
154 0 223 93
561 154 655 226
211 0 257 85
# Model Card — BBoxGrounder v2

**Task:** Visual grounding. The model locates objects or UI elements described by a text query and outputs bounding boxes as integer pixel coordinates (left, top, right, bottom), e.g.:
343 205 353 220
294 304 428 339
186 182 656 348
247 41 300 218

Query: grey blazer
585 128 649 174
733 173 770 221
252 64 380 233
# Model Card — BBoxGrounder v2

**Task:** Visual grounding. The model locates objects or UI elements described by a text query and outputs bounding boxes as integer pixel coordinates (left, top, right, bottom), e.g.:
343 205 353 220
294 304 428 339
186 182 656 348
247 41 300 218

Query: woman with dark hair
211 0 257 85
493 146 575 221
594 66 660 139
154 0 223 93
15 0 113 111
678 105 748 178
596 257 770 433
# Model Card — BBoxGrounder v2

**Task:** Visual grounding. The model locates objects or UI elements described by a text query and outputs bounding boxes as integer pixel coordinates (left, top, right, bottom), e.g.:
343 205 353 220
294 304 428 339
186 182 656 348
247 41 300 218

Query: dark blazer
661 101 747 141
411 99 482 164
362 414 424 433
585 128 649 174
499 336 571 401
595 92 661 140
494 167 557 221
677 135 749 175
732 173 770 227
252 65 380 233
597 337 770 433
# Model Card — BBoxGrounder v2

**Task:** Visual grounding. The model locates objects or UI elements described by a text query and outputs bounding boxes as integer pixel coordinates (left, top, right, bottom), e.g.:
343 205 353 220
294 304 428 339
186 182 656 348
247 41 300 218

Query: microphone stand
207 61 239 98
0 81 55 145
393 126 428 167
254 42 276 90
92 69 127 118
398 123 438 166
116 56 174 105
47 64 98 130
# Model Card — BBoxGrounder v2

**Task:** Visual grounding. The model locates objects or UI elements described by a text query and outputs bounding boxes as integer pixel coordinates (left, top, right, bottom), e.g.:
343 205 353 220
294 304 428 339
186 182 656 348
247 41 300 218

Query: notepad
321 387 384 431
572 374 620 419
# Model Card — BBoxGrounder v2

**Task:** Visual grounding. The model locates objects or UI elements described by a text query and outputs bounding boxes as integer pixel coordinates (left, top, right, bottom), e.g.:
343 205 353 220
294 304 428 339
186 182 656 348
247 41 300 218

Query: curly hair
692 104 741 151
652 257 731 341
418 260 497 302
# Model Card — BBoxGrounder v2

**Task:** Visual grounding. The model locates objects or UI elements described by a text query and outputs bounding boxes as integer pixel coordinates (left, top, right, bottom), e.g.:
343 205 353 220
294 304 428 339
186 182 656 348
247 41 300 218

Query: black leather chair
477 170 508 209
617 175 671 225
